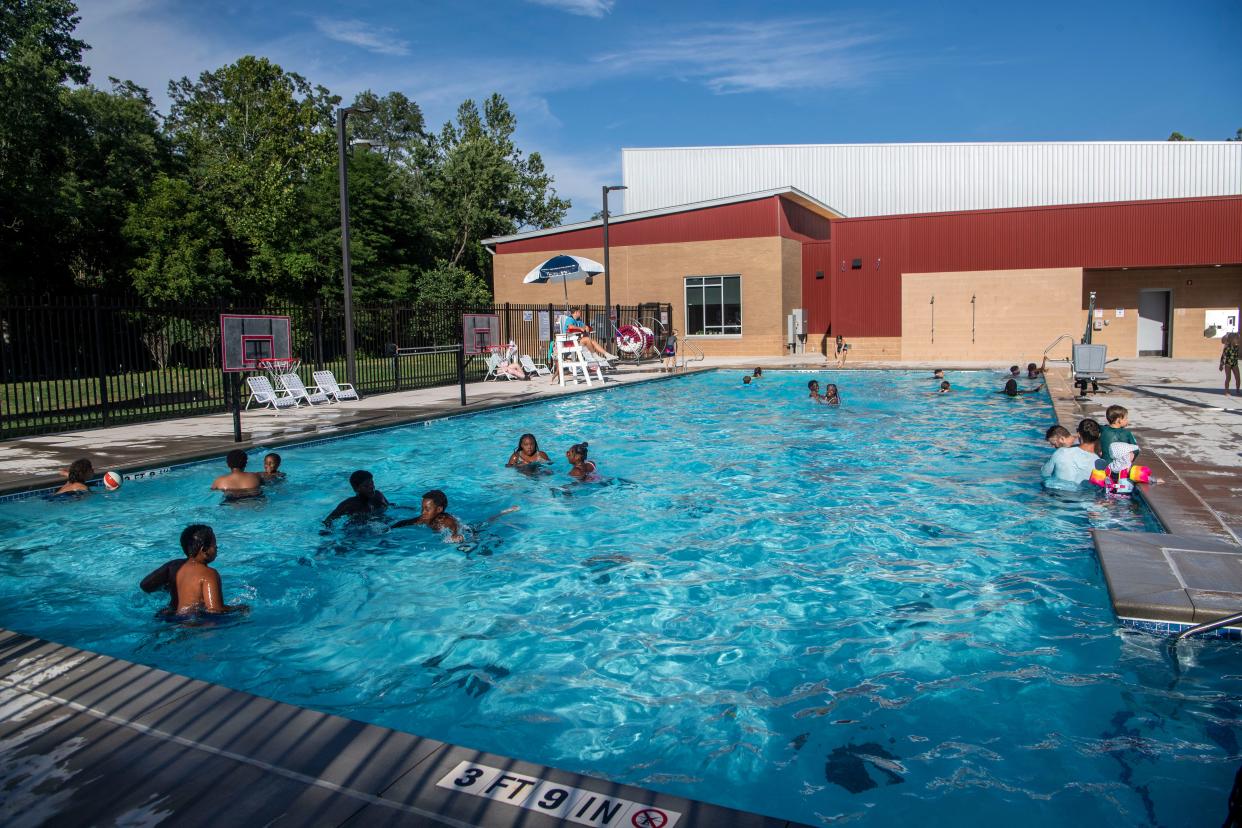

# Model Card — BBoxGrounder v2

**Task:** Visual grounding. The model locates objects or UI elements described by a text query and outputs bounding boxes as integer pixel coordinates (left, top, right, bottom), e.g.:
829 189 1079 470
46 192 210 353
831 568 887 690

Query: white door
1137 290 1170 356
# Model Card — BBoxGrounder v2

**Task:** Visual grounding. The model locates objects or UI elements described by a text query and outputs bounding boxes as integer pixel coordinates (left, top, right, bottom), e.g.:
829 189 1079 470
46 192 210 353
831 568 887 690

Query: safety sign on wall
437 761 682 827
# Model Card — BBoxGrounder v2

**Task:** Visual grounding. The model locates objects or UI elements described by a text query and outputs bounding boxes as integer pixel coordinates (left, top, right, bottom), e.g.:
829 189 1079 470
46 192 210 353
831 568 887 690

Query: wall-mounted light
875 258 881 270
851 258 863 270
815 270 825 280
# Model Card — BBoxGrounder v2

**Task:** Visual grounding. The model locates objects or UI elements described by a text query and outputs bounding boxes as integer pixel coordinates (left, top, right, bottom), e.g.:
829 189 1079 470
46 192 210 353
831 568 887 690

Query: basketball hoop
257 357 301 382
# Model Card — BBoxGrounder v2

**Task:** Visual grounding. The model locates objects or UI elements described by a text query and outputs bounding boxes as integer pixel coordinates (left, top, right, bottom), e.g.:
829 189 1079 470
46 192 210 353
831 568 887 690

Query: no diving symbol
631 808 668 828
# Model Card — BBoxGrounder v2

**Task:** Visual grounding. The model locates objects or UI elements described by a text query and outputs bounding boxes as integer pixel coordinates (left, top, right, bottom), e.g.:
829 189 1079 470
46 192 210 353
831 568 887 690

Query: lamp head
585 275 594 286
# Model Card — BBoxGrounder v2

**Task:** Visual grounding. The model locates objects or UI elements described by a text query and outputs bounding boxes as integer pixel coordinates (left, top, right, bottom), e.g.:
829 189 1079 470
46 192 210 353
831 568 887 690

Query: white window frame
684 274 743 338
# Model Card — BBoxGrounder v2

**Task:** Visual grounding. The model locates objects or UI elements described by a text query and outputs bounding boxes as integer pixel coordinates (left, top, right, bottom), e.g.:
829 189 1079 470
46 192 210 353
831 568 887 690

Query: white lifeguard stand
554 334 593 386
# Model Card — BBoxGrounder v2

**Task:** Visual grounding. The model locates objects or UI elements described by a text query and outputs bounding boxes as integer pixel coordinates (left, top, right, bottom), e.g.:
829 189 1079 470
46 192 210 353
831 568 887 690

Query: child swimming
323 470 390 524
392 489 464 542
56 458 94 495
261 452 286 483
507 433 551 468
172 524 248 618
807 380 822 401
822 383 840 406
566 442 597 479
211 449 263 498
938 381 951 394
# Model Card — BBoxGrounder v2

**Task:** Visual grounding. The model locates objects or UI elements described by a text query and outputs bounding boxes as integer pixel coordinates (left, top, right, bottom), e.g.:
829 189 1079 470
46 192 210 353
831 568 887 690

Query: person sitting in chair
562 307 614 359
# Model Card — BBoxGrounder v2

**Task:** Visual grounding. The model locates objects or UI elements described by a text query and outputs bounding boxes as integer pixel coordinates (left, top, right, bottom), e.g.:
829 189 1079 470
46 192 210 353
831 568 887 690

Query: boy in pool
807 380 822 401
933 369 945 379
1041 419 1105 489
1044 424 1077 449
173 524 248 617
938 381 951 394
324 470 390 524
211 449 262 496
507 433 551 468
140 523 203 613
392 489 464 542
56 458 94 495
261 453 285 482
1099 405 1140 462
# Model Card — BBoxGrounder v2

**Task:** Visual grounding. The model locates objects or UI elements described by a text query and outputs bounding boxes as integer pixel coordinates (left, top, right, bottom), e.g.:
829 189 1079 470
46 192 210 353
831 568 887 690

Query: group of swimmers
123 433 600 620
1041 404 1156 492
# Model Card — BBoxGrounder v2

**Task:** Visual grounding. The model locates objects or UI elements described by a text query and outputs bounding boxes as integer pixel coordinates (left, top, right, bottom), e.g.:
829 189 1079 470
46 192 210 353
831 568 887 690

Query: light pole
601 184 627 344
337 105 371 387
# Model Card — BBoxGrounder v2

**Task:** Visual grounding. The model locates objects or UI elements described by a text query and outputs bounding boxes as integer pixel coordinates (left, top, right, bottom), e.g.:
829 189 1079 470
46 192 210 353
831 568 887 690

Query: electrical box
792 308 806 335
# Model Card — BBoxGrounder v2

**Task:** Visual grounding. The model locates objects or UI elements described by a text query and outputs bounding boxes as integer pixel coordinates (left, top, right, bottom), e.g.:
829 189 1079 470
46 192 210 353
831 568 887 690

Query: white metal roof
621 142 1242 217
481 186 840 246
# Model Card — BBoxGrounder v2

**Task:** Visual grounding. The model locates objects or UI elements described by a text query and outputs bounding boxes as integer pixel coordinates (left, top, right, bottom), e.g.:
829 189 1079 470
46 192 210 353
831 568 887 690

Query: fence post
456 343 466 406
313 297 324 369
91 294 109 426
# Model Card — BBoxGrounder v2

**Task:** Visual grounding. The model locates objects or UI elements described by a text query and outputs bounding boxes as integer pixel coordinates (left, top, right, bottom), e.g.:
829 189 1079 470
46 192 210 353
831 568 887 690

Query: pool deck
0 628 798 827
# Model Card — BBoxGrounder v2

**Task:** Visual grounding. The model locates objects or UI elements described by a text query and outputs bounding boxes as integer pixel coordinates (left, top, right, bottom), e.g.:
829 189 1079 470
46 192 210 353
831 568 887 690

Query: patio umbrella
522 255 604 307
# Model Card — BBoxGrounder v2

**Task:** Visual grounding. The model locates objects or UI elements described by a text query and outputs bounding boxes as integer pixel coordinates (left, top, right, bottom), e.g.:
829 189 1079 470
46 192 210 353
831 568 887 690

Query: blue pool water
1 370 1238 825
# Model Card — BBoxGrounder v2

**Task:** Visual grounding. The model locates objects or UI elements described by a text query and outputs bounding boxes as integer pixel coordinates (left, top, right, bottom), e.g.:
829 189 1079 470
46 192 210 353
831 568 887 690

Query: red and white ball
102 471 123 491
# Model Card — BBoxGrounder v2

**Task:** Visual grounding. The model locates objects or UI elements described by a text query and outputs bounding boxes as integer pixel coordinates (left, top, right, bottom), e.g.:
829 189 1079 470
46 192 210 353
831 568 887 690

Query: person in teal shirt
1099 404 1139 462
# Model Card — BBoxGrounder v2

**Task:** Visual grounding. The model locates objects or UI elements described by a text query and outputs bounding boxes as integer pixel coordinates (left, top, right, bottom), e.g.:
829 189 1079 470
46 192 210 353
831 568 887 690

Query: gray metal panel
622 143 1242 217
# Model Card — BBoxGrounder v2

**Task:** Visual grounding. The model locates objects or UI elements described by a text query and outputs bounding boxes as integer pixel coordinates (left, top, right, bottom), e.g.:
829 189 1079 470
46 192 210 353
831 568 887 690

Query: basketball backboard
220 314 292 372
462 313 500 355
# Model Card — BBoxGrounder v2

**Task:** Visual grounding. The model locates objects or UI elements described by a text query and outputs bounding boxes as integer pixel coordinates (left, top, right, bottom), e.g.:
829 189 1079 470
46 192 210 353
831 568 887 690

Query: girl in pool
566 442 597 480
823 383 840 406
507 433 550 468
807 379 822 401
56 458 94 495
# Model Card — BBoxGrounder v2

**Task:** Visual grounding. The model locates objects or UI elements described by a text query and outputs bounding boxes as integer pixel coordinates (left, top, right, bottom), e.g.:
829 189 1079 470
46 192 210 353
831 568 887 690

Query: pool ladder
1172 609 1242 642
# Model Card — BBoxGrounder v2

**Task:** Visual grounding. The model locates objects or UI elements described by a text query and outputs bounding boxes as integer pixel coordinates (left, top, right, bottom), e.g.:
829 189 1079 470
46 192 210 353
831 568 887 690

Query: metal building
622 142 1242 217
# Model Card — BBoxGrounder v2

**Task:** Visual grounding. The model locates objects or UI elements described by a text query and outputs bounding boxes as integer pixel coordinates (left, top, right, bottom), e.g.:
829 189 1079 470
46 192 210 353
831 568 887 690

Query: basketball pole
230 373 242 442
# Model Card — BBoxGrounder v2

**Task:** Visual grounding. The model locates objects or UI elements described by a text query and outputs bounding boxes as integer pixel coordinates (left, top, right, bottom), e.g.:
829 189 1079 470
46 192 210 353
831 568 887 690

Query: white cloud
313 18 410 57
536 148 623 221
526 0 615 18
598 19 896 94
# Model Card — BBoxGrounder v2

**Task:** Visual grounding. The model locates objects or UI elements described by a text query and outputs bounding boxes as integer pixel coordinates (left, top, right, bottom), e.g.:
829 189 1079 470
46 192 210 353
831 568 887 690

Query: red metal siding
497 197 782 254
818 196 1242 337
779 199 831 242
801 242 834 333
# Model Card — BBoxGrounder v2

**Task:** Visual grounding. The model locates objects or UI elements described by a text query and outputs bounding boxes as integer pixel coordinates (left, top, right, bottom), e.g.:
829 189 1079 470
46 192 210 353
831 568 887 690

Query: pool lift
1041 292 1119 399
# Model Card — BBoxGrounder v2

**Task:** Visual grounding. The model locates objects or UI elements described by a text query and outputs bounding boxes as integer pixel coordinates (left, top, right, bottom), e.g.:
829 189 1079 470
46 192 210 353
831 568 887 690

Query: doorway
1137 289 1171 356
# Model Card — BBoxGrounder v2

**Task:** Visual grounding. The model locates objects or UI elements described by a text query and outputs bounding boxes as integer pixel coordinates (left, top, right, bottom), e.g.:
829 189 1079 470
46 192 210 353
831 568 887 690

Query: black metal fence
0 296 672 439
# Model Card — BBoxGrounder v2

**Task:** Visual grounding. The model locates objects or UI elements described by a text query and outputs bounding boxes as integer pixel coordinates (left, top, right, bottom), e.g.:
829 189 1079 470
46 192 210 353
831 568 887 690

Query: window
685 275 742 336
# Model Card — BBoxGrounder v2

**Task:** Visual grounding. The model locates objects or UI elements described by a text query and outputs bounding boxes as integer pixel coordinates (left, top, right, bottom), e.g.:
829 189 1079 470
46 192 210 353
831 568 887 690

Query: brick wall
492 237 797 356
901 268 1084 363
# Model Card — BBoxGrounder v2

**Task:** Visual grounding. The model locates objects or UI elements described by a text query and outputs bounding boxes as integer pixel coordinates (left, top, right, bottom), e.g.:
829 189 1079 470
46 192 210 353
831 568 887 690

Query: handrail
1042 333 1075 361
1173 609 1242 642
678 337 705 365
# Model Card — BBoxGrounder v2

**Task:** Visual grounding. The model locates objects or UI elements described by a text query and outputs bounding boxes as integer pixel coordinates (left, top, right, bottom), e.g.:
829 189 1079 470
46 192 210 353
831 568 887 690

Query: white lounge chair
279 372 329 405
245 376 298 411
519 354 551 377
484 353 519 381
312 370 358 402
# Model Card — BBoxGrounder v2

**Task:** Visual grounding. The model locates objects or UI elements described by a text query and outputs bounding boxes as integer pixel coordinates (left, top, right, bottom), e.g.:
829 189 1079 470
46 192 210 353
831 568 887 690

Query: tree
1167 131 1193 141
425 94 569 284
0 0 89 296
297 147 430 304
415 259 493 305
62 79 169 292
1228 128 1242 142
347 90 426 168
128 56 339 300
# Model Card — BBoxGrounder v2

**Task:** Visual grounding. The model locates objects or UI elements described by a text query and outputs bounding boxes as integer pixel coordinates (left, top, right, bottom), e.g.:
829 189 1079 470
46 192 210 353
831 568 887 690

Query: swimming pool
0 369 1237 825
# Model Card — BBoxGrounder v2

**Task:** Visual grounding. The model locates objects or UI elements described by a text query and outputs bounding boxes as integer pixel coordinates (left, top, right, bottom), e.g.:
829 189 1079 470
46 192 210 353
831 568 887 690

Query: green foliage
426 94 570 281
1167 131 1193 141
415 260 494 306
0 10 571 305
1228 128 1242 142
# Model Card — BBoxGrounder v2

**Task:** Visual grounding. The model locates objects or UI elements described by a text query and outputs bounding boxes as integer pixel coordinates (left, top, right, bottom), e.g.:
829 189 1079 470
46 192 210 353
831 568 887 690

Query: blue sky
77 1 1241 220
